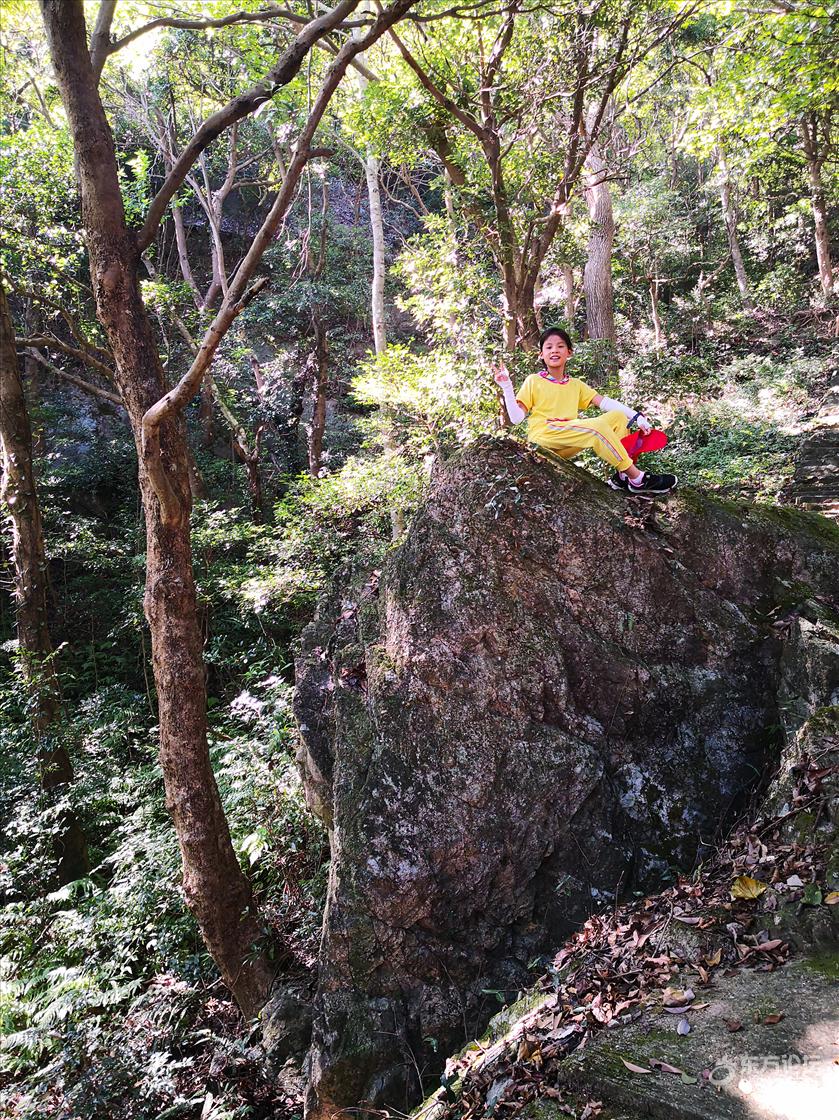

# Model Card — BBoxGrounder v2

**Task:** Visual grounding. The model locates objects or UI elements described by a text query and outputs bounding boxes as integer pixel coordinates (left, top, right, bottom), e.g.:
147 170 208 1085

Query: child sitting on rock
494 327 677 495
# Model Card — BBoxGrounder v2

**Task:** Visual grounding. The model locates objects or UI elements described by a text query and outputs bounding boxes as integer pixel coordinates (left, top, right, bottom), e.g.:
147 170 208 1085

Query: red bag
621 429 668 462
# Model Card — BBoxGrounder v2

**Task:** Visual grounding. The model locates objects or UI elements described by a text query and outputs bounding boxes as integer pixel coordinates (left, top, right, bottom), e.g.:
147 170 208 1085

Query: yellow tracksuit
515 372 633 472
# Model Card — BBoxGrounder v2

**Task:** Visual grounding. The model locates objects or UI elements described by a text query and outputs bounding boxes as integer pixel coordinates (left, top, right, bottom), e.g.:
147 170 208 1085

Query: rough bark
800 112 835 298
294 437 839 1116
715 145 753 310
39 0 275 1018
0 285 89 884
582 140 616 348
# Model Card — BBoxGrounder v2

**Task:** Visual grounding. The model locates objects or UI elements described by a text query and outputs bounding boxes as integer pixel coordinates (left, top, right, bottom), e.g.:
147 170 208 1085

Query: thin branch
141 0 417 465
5 278 112 366
24 348 123 406
137 0 362 251
105 6 312 60
389 26 488 142
17 335 116 381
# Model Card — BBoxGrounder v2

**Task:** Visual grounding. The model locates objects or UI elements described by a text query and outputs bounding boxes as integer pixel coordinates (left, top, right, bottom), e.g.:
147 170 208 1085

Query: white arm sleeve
599 396 651 431
598 395 635 420
500 380 526 424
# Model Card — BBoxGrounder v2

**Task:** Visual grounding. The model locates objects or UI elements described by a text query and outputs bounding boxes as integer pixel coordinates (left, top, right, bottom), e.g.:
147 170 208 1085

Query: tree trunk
308 309 329 476
365 152 387 354
562 265 575 323
800 112 835 297
40 0 275 1018
715 145 753 310
649 277 663 351
0 285 89 884
583 141 616 348
171 203 202 309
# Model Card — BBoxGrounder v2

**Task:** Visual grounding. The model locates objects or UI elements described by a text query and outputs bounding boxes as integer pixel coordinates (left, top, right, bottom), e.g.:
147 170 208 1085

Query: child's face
540 334 571 370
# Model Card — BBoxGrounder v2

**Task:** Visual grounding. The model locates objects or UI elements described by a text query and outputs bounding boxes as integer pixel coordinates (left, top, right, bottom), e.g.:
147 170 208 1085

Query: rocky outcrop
293 436 839 1117
793 383 839 519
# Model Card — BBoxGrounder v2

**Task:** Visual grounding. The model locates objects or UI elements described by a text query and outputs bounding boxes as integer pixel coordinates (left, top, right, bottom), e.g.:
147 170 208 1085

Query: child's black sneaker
608 471 630 492
628 472 678 495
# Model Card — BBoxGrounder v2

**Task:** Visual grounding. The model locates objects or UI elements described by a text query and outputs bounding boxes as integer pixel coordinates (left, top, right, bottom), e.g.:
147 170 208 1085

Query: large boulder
293 437 839 1117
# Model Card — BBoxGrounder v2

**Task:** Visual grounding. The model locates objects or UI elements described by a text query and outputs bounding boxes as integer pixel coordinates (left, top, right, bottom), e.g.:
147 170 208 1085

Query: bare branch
105 6 316 61
137 0 362 252
23 348 123 406
17 334 116 381
141 0 417 458
89 1 118 82
5 278 112 366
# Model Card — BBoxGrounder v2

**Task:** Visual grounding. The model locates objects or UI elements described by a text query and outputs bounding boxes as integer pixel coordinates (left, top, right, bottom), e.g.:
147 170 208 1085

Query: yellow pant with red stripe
531 410 633 471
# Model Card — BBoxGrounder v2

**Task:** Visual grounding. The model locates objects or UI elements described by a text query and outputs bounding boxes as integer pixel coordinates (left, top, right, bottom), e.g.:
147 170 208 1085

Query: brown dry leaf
726 1019 743 1032
755 939 784 952
662 987 695 1007
763 1013 784 1025
704 948 722 967
621 1059 653 1074
650 1059 686 1075
516 1036 538 1061
825 891 839 905
731 875 768 900
674 915 702 925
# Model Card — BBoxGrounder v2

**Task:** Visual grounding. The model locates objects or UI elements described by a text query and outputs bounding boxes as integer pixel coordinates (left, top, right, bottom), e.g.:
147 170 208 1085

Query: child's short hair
539 326 574 351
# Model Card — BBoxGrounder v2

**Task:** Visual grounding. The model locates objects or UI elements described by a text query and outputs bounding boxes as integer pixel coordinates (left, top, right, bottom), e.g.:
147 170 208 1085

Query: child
494 327 677 494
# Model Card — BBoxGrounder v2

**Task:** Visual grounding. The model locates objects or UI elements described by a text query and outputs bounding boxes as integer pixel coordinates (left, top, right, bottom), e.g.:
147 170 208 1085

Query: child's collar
538 369 570 384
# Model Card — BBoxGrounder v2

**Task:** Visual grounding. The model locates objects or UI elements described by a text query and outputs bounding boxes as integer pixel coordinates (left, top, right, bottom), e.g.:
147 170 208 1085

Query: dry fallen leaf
621 1059 653 1074
731 875 768 900
662 987 695 1007
826 891 839 906
763 1013 784 1025
726 1019 743 1032
677 1018 691 1035
650 1059 685 1075
755 939 784 952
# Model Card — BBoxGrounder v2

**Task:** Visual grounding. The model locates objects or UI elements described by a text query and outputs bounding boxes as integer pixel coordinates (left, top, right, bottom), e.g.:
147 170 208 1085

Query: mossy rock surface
556 960 838 1120
293 437 839 1117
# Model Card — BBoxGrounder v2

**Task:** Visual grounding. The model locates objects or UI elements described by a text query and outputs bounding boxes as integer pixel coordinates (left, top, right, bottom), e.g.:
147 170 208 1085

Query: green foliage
353 343 497 454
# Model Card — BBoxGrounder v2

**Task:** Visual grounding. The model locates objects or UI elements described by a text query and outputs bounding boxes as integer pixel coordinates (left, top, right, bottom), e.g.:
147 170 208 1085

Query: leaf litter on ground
425 751 835 1120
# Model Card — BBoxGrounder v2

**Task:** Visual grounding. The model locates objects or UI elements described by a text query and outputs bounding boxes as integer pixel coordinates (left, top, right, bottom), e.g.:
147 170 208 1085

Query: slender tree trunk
171 204 202 309
583 140 616 348
365 153 387 354
649 276 663 351
800 112 835 297
0 285 89 884
355 15 406 533
40 0 275 1018
562 265 575 323
308 310 329 476
199 380 216 447
715 145 753 310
